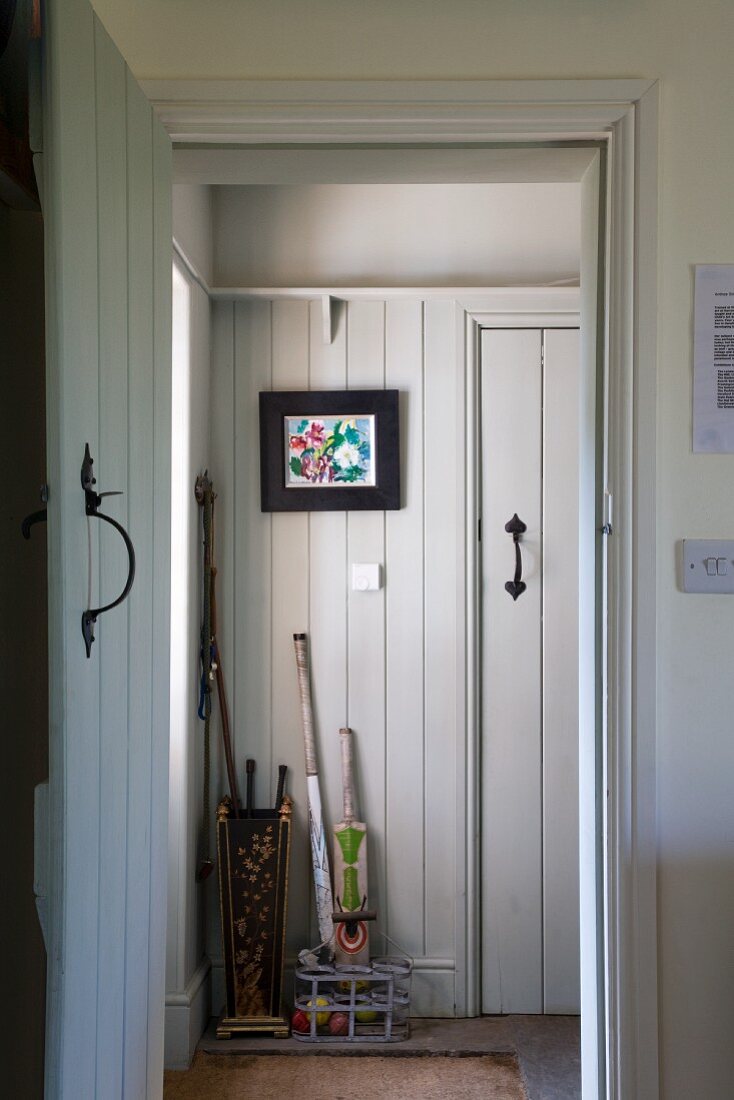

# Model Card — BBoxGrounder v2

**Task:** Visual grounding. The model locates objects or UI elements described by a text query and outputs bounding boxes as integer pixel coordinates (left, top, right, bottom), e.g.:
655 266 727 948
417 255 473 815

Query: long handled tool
195 475 216 879
275 764 288 812
245 759 255 817
293 633 335 955
210 550 241 818
333 727 371 964
196 473 240 884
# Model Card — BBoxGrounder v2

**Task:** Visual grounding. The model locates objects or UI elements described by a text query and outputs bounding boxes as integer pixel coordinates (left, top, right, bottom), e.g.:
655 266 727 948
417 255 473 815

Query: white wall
172 184 213 287
213 183 580 287
165 250 211 1069
88 3 734 1095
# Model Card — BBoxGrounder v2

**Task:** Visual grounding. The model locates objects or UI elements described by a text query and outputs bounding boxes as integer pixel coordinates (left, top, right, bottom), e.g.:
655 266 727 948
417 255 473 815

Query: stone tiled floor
199 1015 581 1100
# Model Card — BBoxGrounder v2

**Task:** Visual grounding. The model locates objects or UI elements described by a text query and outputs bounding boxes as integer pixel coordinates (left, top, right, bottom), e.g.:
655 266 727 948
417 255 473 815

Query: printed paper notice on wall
694 265 734 452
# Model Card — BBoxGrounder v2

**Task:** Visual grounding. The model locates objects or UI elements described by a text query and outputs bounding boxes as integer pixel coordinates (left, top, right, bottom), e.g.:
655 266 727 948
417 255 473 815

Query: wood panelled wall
207 296 462 1015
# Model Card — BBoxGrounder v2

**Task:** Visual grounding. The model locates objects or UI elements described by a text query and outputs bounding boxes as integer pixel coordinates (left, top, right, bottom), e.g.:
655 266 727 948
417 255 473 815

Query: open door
36 1 172 1095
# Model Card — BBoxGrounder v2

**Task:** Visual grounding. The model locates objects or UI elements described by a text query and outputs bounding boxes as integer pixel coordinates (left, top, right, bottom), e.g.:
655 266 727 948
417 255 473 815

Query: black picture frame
259 389 401 511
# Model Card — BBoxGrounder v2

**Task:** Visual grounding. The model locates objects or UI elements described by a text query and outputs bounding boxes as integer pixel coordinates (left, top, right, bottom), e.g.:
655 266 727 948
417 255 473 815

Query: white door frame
142 78 659 1100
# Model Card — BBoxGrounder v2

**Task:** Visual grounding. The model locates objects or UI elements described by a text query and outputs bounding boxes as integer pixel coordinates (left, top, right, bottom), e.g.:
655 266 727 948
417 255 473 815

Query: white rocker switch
682 540 734 593
352 563 381 592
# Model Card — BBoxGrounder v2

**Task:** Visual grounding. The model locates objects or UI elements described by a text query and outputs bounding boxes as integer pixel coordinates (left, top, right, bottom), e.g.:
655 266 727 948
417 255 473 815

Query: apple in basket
291 1009 310 1034
329 1012 349 1036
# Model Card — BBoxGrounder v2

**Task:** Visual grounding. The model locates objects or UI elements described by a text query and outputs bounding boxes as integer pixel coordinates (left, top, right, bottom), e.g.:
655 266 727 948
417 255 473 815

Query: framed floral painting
259 390 400 511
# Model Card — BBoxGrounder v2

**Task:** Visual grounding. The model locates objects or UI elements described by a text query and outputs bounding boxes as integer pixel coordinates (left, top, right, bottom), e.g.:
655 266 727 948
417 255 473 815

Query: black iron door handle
504 513 527 600
21 484 49 539
21 508 47 539
81 443 136 658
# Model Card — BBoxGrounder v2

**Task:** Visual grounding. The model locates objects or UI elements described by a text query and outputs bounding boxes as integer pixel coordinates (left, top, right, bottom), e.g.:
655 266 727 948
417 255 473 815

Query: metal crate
293 956 412 1043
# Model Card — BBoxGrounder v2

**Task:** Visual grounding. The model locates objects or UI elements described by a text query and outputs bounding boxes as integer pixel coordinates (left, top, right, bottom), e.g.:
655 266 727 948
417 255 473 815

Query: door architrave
143 77 659 1100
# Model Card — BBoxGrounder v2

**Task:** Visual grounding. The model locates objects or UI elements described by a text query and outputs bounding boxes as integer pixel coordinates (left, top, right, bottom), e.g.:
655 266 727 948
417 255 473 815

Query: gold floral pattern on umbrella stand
232 827 276 1016
217 801 292 1034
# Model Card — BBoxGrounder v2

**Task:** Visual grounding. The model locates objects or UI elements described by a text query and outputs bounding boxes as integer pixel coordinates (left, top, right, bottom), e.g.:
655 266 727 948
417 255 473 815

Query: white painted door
38 1 172 1096
481 328 580 1015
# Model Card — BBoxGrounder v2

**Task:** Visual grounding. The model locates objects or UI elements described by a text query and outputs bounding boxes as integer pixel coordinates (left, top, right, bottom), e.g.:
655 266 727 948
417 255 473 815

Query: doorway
165 152 597 1100
42 30 659 1095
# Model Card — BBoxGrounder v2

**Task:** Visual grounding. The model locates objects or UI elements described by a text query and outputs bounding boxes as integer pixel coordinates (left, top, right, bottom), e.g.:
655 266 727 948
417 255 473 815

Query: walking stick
196 475 240 885
210 548 241 818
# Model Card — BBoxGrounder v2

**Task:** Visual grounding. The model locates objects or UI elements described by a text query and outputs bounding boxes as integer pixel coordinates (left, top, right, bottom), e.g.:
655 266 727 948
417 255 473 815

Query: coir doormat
164 1051 528 1100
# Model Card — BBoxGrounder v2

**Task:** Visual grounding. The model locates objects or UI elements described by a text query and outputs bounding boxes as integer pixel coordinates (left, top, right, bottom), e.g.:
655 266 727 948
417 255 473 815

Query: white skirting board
209 956 456 1022
164 959 212 1070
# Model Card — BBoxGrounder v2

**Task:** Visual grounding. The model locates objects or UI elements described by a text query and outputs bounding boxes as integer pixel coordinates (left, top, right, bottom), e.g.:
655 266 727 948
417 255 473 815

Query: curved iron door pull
21 508 47 539
81 443 136 657
504 513 527 601
21 484 49 539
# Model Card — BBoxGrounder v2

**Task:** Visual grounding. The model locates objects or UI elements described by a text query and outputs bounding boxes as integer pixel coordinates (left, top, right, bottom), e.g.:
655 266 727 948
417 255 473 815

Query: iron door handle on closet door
81 443 136 658
504 513 527 601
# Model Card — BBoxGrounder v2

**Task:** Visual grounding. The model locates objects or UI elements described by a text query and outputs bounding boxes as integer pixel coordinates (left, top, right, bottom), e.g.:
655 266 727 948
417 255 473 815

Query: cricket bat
293 633 335 955
333 727 370 964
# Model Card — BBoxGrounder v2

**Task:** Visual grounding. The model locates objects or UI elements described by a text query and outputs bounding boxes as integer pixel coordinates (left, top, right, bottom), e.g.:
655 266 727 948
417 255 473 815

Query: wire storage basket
293 945 412 1043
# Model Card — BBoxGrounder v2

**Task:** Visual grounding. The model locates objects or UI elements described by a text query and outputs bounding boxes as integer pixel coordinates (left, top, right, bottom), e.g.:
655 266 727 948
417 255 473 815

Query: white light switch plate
352 563 381 591
682 539 734 593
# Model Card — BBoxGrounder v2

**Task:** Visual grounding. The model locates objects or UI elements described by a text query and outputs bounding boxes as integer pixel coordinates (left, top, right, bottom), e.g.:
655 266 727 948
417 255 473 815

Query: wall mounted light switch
352 563 381 592
682 540 734 593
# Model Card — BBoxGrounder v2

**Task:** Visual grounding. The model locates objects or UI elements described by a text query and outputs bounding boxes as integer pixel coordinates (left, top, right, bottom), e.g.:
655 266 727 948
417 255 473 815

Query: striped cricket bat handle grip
293 633 318 776
339 727 355 823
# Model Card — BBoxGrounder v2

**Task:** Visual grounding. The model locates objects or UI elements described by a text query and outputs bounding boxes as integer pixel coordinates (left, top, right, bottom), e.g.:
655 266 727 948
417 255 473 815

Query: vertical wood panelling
346 301 387 937
47 2 101 1090
270 300 312 954
384 299 425 956
453 303 470 1018
212 300 236 812
123 73 155 1100
211 294 463 1013
481 328 543 1014
423 301 459 969
148 120 172 1096
45 3 171 1091
308 299 348 942
233 301 273 809
207 300 235 965
93 22 128 1097
542 328 581 1013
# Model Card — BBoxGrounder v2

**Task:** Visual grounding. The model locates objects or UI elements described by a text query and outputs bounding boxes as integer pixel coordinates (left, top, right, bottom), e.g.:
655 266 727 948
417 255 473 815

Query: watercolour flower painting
260 389 399 511
285 415 375 487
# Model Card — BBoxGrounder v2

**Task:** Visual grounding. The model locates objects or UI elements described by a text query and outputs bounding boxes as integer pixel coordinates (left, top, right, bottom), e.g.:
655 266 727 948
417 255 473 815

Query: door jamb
144 77 660 1100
